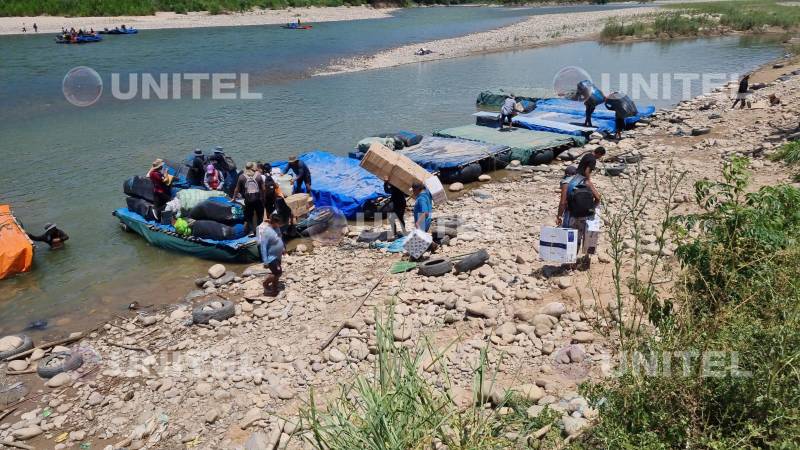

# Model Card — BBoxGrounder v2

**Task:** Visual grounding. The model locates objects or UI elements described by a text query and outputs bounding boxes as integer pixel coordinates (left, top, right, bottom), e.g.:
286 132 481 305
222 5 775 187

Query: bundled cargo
191 220 247 241
126 197 156 221
0 205 34 280
358 137 395 152
123 176 155 202
176 189 226 213
189 198 244 224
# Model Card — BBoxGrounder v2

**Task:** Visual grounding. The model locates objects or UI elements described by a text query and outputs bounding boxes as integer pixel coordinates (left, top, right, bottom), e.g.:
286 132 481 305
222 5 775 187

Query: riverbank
0 49 797 448
0 5 396 35
316 6 657 75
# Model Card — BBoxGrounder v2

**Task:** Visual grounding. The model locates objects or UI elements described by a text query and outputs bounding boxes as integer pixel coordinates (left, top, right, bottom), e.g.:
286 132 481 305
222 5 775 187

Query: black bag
126 196 156 221
567 180 595 218
189 199 244 224
191 220 237 240
123 176 155 202
604 92 638 118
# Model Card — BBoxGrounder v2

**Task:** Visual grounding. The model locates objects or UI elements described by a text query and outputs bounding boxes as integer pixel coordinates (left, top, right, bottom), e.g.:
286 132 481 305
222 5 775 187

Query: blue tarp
273 151 384 219
534 99 656 131
513 111 614 136
398 137 509 172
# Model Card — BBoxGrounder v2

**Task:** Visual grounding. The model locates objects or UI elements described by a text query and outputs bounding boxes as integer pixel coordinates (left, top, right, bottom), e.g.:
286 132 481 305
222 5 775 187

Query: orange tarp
0 205 33 280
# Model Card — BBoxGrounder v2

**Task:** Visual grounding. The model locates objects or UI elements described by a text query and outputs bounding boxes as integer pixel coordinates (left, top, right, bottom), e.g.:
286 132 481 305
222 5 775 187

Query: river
0 5 784 337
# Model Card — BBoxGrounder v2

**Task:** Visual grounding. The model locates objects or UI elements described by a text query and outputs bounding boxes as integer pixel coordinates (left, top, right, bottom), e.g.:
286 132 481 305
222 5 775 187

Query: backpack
243 175 262 203
567 176 595 218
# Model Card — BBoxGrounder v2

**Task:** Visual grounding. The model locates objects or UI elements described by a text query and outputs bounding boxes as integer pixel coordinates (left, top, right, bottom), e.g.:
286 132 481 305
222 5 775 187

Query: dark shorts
615 115 625 132
267 259 282 276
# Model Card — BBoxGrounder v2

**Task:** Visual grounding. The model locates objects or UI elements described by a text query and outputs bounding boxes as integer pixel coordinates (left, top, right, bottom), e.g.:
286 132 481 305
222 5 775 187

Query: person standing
411 182 437 256
27 223 69 249
384 177 407 237
557 154 601 256
233 162 265 236
187 148 205 186
258 214 285 297
287 156 312 194
33 23 38 32
148 159 170 221
732 74 750 109
500 95 516 130
579 81 604 128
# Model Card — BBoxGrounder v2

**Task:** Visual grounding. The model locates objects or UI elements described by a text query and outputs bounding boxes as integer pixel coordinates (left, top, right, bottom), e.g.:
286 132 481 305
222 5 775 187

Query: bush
583 158 800 448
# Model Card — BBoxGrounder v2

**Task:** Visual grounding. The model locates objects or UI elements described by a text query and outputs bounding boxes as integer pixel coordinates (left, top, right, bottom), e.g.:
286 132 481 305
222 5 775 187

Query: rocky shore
1 55 798 449
316 6 657 76
0 6 396 36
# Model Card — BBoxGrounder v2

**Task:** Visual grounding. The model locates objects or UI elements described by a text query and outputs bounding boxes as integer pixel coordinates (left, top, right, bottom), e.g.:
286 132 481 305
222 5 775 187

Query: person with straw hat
27 223 69 249
148 158 171 221
233 162 266 236
286 155 312 194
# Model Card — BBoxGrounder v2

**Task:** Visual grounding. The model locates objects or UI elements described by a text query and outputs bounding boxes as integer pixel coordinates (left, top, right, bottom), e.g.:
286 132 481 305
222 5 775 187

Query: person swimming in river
27 223 69 249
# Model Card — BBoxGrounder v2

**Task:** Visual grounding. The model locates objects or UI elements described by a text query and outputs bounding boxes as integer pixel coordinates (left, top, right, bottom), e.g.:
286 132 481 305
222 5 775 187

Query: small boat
281 23 313 30
112 208 259 262
99 27 138 35
55 34 102 44
0 205 34 280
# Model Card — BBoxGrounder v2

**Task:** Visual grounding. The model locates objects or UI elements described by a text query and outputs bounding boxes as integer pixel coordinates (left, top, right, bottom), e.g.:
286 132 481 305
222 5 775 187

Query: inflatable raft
113 208 259 262
0 205 34 280
99 28 138 35
56 35 102 44
282 24 312 30
434 125 584 165
398 137 511 184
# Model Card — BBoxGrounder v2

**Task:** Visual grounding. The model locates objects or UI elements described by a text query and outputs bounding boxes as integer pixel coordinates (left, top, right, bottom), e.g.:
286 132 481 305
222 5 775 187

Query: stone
46 372 73 388
69 430 86 441
568 345 586 363
513 308 536 322
532 314 557 337
572 332 595 343
508 384 544 403
393 320 413 342
140 315 159 327
449 182 464 192
208 264 226 279
272 384 296 400
556 277 572 289
240 407 264 429
562 416 588 436
195 382 213 396
253 307 269 318
541 302 567 318
466 302 497 319
8 359 28 371
245 432 269 450
12 426 43 440
87 391 104 406
0 335 22 352
526 404 545 419
477 381 504 406
296 244 308 253
328 348 346 363
30 348 46 361
478 174 491 182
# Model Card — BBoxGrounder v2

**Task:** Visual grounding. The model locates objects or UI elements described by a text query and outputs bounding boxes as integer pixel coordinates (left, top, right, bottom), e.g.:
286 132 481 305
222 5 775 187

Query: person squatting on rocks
233 162 266 236
557 152 601 258
258 214 285 297
384 176 408 237
27 223 69 249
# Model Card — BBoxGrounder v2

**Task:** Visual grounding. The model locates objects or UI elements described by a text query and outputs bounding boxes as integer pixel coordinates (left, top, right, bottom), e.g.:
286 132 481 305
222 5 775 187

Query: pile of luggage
349 130 423 160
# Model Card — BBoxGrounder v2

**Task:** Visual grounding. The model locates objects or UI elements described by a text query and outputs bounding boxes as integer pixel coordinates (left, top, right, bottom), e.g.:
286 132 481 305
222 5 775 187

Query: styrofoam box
424 176 447 205
539 226 578 264
404 229 433 259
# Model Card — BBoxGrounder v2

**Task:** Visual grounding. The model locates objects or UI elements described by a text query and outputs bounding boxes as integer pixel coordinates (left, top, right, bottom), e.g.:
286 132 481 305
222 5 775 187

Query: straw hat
151 158 164 169
288 156 298 163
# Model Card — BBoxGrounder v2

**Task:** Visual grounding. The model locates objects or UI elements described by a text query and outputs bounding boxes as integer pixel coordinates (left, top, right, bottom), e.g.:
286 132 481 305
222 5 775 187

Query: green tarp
434 125 585 165
476 88 557 112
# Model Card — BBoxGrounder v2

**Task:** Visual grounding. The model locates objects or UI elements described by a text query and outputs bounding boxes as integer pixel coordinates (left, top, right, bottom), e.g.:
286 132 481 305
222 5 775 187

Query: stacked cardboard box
360 143 447 204
284 193 312 217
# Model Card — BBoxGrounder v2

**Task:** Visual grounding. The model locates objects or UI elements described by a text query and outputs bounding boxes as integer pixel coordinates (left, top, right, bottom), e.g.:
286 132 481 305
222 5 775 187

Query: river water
0 5 783 337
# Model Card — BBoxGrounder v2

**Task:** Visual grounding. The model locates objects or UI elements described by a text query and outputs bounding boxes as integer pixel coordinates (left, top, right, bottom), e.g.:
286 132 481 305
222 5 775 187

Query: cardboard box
404 229 433 259
361 143 434 195
424 176 447 205
539 226 578 264
284 193 312 217
584 230 599 255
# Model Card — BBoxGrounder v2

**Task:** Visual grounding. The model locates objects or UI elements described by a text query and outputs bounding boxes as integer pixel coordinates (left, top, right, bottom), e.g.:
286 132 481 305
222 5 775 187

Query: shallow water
0 5 783 337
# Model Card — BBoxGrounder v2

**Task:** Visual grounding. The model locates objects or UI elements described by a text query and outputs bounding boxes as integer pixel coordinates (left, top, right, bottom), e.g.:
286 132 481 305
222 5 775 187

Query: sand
316 6 658 75
0 5 396 36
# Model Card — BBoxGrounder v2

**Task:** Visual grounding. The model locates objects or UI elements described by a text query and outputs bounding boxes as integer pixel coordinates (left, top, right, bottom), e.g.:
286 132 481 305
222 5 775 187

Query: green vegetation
583 158 800 448
0 0 627 18
602 0 800 40
770 140 800 180
299 311 563 449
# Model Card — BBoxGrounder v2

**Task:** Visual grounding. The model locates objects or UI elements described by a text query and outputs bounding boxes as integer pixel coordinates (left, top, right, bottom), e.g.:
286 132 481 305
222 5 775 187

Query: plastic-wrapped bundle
189 198 244 224
176 189 226 212
123 176 155 202
357 137 395 152
126 197 156 221
190 220 246 241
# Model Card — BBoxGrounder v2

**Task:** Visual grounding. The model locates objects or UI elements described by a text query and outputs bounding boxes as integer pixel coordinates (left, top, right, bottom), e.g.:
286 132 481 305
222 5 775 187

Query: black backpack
567 178 595 218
